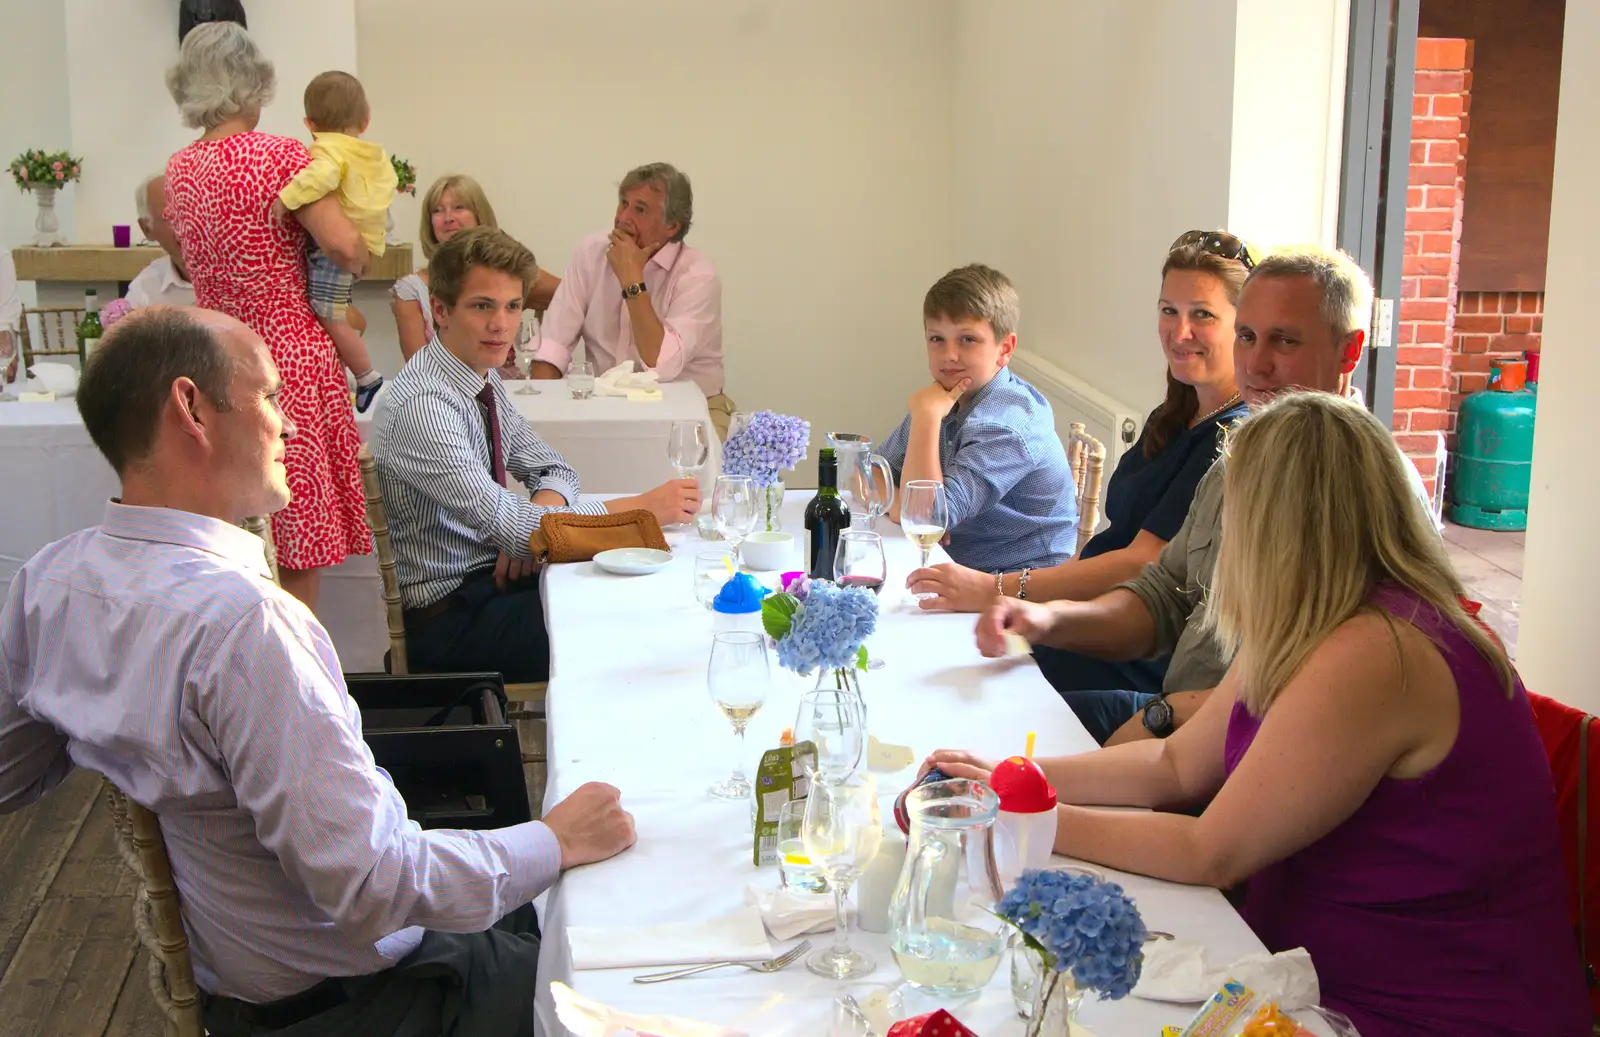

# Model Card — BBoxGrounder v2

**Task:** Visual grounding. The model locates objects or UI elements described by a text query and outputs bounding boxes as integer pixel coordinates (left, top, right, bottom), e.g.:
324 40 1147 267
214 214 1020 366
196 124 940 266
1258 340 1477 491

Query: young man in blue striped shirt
882 264 1078 592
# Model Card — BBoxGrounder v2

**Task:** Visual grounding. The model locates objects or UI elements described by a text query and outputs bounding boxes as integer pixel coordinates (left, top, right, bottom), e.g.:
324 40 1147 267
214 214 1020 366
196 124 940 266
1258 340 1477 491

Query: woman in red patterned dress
164 23 370 608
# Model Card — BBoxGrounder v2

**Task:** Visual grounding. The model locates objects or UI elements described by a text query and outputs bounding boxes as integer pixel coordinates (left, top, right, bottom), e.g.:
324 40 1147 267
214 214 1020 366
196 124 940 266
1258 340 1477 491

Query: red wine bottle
805 448 851 581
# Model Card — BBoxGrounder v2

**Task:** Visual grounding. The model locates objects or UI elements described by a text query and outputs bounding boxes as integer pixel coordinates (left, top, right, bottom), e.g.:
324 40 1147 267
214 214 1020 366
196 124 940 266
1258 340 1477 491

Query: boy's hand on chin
909 379 970 422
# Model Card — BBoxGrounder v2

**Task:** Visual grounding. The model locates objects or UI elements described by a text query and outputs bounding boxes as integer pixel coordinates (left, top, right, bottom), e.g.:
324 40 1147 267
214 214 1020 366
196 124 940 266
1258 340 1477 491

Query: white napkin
1133 941 1320 1008
743 884 836 940
594 361 661 400
550 982 749 1037
28 362 78 396
567 906 774 970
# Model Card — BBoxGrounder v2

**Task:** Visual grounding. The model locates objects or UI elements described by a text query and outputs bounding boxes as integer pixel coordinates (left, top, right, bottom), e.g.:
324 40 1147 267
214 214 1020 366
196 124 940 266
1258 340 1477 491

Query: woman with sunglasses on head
908 230 1251 686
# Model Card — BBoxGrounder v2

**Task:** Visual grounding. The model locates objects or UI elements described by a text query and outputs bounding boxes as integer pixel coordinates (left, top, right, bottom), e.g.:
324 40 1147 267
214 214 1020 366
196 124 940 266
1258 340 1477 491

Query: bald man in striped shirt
0 307 635 1037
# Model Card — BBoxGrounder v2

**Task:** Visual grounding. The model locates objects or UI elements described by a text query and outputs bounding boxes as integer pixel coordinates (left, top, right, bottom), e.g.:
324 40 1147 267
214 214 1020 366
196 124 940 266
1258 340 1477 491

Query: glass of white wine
803 773 883 979
900 480 949 605
706 631 771 799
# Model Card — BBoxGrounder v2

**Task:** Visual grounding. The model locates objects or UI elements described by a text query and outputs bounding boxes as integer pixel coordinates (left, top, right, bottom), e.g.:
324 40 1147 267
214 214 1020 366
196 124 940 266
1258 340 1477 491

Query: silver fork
632 940 812 984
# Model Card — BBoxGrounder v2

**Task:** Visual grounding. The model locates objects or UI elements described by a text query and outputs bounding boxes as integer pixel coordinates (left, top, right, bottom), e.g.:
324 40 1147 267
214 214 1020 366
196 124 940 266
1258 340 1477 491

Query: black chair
345 672 532 830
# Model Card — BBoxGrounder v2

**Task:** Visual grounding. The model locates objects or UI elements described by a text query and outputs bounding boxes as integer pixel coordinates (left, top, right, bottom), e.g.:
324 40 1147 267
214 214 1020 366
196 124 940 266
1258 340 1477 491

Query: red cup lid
990 756 1057 812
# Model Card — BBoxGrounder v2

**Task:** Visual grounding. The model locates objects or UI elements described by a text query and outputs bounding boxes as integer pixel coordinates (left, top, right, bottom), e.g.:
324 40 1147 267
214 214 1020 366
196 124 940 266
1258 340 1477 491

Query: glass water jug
887 778 1008 998
826 432 895 530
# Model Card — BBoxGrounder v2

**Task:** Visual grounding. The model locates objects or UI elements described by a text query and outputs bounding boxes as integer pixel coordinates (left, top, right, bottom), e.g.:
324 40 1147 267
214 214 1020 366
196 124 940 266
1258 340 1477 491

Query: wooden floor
0 717 546 1037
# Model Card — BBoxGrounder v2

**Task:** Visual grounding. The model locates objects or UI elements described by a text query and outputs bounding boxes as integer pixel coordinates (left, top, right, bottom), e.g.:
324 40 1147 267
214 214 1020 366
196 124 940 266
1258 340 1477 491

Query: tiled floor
1442 520 1524 656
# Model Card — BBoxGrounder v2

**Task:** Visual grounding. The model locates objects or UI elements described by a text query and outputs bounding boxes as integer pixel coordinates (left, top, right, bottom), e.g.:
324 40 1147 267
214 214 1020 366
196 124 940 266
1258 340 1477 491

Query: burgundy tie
476 383 506 486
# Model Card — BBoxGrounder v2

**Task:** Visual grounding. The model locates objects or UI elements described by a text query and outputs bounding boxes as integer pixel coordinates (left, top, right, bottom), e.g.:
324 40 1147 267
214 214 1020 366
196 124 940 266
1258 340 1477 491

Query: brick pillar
1394 38 1472 499
1452 291 1543 417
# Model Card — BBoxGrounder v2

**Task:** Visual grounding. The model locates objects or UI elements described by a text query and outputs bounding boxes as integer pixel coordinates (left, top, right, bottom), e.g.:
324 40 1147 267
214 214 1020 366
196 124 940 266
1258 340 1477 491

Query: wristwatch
622 281 648 300
1141 696 1175 738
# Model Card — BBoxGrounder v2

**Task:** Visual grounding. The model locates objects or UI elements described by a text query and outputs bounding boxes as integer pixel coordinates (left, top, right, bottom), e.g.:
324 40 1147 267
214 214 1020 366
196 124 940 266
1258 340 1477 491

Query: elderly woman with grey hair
163 21 370 609
529 161 732 434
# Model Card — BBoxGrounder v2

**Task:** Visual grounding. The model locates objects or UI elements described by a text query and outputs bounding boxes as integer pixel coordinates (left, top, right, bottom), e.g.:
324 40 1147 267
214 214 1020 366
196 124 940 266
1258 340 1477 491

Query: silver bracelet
996 571 1006 598
1018 568 1033 601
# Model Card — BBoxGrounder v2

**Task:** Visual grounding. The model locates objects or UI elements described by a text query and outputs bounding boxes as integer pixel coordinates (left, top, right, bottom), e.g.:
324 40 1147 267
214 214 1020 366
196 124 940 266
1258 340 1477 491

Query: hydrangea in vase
763 575 877 698
387 155 417 246
1000 868 1148 1036
722 410 809 531
10 150 83 247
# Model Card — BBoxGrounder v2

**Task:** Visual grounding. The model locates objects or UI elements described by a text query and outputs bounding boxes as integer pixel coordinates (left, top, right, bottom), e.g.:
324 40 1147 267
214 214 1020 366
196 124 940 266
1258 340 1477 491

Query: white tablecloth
533 493 1269 1037
0 383 716 672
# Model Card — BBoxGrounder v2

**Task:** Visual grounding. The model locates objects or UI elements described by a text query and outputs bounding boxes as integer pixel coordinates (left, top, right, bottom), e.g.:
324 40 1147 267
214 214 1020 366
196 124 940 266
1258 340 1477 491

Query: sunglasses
1170 229 1255 270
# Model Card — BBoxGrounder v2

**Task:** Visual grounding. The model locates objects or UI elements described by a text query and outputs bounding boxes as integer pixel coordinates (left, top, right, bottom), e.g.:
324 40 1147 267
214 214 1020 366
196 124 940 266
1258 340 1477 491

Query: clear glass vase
32 185 67 247
1011 936 1082 1035
763 478 785 532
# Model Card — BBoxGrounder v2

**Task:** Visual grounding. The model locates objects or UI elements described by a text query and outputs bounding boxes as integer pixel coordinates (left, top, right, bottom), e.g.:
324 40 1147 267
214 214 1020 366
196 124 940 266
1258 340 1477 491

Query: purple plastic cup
112 225 132 248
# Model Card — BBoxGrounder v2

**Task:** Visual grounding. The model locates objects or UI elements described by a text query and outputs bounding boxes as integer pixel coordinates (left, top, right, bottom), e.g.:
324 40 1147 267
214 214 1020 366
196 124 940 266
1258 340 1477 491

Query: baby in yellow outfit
278 71 396 412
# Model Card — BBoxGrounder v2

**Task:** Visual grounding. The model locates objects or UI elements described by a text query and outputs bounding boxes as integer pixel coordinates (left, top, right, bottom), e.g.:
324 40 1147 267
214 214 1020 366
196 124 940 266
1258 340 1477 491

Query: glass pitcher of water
887 778 1008 998
827 432 895 530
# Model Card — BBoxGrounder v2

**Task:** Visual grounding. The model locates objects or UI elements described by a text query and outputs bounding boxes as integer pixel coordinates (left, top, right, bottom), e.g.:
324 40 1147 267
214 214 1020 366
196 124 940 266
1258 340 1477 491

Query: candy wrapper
1180 978 1363 1037
884 1009 979 1037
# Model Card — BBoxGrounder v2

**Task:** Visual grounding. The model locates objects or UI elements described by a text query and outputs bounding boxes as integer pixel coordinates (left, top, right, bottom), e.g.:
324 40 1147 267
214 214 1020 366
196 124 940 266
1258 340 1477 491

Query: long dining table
533 492 1274 1037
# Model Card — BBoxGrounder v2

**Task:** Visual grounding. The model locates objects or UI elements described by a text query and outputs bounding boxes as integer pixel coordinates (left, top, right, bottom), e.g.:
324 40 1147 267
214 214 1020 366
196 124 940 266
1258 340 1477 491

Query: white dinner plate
593 548 674 576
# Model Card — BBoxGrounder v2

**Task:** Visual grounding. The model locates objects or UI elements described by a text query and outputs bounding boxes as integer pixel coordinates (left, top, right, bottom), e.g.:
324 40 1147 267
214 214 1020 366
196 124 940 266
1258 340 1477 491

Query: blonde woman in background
390 174 560 371
924 392 1587 1037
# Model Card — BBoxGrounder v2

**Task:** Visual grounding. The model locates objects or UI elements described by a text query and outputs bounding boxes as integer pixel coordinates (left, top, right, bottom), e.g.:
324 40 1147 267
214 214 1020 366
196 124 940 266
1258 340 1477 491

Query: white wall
356 0 956 474
950 0 1239 419
1516 0 1600 711
1229 0 1349 249
0 2 72 297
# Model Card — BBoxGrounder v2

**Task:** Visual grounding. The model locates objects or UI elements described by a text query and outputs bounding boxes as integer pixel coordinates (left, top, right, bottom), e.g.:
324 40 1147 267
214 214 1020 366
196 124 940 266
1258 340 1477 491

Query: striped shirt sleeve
380 388 604 560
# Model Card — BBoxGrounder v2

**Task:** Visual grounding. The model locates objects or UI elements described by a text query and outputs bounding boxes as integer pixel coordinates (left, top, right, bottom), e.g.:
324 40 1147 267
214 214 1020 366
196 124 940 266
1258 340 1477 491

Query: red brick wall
1452 290 1542 415
1394 38 1473 498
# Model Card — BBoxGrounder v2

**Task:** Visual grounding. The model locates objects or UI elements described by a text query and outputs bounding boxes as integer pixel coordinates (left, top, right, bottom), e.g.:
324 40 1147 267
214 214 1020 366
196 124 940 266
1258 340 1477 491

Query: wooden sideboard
12 242 415 283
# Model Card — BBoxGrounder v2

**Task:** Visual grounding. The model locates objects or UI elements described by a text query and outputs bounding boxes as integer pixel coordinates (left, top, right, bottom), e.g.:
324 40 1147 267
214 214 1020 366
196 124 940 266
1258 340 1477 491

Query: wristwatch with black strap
1141 695 1175 738
622 281 648 300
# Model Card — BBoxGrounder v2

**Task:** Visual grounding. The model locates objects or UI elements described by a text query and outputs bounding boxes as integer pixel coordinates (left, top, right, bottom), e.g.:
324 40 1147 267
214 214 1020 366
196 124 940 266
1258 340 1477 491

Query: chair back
1528 691 1600 1022
19 305 86 368
1066 422 1106 558
102 779 204 1037
241 514 280 586
358 444 409 675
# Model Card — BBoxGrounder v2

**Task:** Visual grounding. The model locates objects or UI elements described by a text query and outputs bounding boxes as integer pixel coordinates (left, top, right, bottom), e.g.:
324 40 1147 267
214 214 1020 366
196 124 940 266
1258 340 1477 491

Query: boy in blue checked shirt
882 264 1078 596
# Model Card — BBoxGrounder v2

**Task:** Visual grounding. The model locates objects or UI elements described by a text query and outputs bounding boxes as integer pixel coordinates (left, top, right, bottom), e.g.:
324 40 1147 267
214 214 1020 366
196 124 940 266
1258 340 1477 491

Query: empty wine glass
794 687 867 784
900 480 949 605
713 475 758 558
669 420 710 479
513 312 541 395
803 774 883 979
707 631 771 799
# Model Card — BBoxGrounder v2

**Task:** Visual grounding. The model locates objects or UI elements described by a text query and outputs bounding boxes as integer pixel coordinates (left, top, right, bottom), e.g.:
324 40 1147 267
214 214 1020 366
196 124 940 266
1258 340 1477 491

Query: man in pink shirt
529 162 734 434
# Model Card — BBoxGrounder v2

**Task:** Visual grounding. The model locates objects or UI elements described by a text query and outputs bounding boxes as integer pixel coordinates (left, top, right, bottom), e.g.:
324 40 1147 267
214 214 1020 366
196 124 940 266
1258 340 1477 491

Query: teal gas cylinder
1446 361 1537 531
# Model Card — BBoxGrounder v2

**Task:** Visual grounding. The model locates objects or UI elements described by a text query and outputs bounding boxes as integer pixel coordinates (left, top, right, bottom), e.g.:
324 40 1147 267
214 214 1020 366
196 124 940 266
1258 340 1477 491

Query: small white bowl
593 547 673 576
740 531 794 572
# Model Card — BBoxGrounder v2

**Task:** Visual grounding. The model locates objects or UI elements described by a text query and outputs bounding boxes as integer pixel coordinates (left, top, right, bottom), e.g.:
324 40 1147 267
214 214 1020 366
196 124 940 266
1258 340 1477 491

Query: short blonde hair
924 264 1020 340
165 22 276 131
428 227 538 309
1207 392 1514 714
1246 244 1374 342
303 71 369 133
418 174 497 261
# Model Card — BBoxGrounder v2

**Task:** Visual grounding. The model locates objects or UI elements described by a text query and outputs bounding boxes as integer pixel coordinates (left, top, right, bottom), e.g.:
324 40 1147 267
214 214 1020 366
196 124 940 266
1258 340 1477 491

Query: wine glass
900 480 948 605
803 774 883 979
713 475 758 558
794 687 867 784
669 420 709 479
707 631 771 799
569 359 596 400
834 531 886 595
513 312 540 396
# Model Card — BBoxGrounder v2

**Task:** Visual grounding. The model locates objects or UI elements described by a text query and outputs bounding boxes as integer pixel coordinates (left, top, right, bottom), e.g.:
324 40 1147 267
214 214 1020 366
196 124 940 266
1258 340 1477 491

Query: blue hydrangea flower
774 581 877 675
999 868 1148 1001
722 411 810 488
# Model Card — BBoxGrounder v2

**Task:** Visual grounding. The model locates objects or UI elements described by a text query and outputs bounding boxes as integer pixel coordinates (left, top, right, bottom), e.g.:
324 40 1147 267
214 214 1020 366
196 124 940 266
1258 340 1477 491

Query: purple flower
722 410 810 488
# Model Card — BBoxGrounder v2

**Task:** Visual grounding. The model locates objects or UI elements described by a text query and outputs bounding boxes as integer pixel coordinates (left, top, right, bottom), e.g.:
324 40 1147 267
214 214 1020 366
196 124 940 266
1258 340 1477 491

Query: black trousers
404 569 549 684
201 904 541 1037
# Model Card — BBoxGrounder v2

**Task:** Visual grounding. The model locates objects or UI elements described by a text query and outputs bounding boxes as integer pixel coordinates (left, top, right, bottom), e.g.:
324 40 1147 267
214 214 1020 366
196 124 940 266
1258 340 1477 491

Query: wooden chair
1066 422 1107 559
19 304 86 369
103 779 205 1037
356 446 547 761
241 515 280 585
